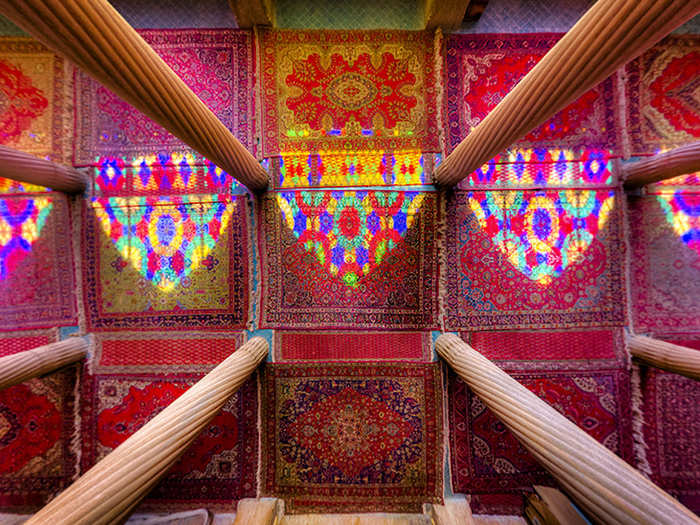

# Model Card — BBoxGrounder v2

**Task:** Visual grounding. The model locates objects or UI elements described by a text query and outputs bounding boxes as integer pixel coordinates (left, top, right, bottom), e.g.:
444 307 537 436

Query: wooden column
0 338 87 390
433 0 700 187
623 142 700 190
25 337 268 525
0 0 269 192
628 335 700 381
436 333 700 525
0 145 87 193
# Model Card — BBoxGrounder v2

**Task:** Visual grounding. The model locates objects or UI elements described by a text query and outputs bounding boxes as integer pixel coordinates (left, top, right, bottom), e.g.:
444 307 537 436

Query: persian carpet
624 35 699 155
91 153 241 198
638 340 700 514
0 38 70 163
465 329 626 369
0 366 78 510
260 190 439 329
0 193 76 330
82 194 250 331
262 363 443 513
0 329 56 358
259 29 439 156
273 331 431 361
268 150 441 188
74 30 254 164
629 195 700 334
448 362 633 515
445 189 625 330
444 34 619 153
82 332 256 510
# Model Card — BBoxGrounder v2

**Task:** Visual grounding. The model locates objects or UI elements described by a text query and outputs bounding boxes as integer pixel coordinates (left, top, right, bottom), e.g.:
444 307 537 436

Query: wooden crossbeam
623 142 700 190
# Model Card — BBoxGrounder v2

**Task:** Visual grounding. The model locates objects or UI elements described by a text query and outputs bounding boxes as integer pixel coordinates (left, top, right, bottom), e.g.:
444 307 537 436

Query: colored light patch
0 176 48 194
0 197 52 279
91 195 236 291
468 190 614 285
657 191 700 257
277 191 425 287
464 149 614 188
278 150 428 187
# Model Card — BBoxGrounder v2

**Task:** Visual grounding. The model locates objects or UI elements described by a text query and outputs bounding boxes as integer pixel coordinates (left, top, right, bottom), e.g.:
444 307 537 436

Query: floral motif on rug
0 367 78 510
269 150 440 188
447 363 633 514
445 190 624 330
273 331 431 361
81 362 257 510
624 35 699 155
82 194 249 330
629 195 700 334
0 38 69 163
0 194 75 330
444 34 619 152
74 30 254 164
262 363 443 513
92 153 240 197
639 341 700 514
260 30 439 156
260 190 439 329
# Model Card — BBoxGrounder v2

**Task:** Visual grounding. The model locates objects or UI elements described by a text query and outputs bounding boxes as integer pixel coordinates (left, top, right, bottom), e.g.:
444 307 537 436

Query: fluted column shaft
25 337 268 525
0 0 269 192
0 338 87 390
623 142 700 190
628 335 700 381
433 0 700 186
0 145 87 193
436 333 700 525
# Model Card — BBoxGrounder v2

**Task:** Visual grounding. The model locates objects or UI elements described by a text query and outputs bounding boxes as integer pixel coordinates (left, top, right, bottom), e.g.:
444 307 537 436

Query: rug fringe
437 190 448 333
61 59 75 166
617 68 632 160
248 193 262 331
620 190 636 338
71 193 87 335
69 359 82 481
630 361 652 477
434 28 446 159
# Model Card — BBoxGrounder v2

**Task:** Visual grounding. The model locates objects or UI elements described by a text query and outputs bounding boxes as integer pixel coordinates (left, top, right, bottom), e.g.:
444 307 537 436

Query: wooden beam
628 335 700 381
0 145 87 193
423 0 471 30
233 498 284 525
0 338 87 390
25 337 268 525
228 0 274 27
623 142 700 190
435 333 700 525
433 0 700 187
0 0 269 192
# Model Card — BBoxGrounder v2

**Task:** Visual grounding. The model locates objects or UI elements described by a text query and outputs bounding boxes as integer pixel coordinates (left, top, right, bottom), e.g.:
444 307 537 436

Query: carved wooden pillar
433 0 700 186
0 0 269 192
436 333 700 525
25 337 268 525
628 335 700 381
0 338 87 390
623 142 700 190
0 145 87 193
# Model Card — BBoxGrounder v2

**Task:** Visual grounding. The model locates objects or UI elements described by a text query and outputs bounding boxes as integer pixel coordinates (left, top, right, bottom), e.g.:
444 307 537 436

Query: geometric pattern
74 30 255 164
262 363 442 513
260 29 439 156
446 190 625 330
0 38 69 163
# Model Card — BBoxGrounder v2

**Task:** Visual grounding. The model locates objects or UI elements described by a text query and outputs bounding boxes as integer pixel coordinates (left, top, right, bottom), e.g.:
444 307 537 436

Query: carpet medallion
82 333 256 509
624 35 699 155
445 190 625 330
444 34 619 152
629 195 700 334
0 367 78 510
0 38 69 163
262 363 442 513
0 194 76 330
82 194 249 331
260 190 439 329
74 29 254 164
448 364 633 515
260 30 439 156
639 340 700 514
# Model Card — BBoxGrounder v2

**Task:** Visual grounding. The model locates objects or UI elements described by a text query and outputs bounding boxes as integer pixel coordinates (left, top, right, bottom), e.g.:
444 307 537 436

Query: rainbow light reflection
0 197 53 279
